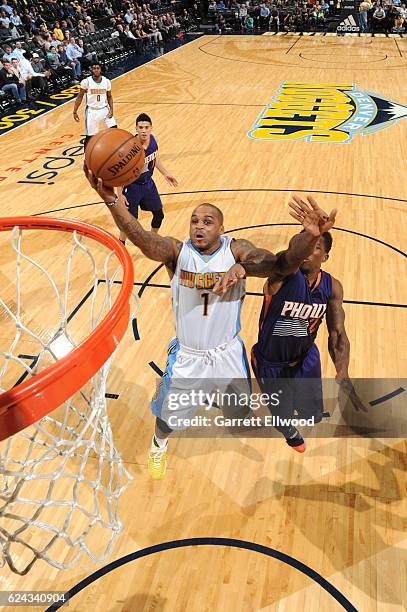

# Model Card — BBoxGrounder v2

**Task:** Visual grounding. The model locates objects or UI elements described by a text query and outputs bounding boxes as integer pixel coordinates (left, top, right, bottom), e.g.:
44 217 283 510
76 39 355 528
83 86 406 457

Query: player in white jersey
85 166 330 479
73 63 117 149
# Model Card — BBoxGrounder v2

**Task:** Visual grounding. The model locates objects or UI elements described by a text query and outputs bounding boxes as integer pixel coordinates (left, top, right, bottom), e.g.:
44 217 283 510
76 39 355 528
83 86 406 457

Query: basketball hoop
0 217 136 574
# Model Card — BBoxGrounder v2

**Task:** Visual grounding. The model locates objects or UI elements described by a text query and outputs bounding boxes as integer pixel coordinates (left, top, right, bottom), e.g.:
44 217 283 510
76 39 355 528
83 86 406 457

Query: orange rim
0 216 134 441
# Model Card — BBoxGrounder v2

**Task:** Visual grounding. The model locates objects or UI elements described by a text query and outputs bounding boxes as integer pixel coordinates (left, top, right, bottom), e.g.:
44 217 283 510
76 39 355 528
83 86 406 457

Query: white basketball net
0 224 136 575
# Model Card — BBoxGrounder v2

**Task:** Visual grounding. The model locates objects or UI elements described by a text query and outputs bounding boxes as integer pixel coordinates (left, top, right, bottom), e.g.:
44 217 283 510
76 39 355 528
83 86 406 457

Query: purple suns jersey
135 134 158 183
257 269 332 365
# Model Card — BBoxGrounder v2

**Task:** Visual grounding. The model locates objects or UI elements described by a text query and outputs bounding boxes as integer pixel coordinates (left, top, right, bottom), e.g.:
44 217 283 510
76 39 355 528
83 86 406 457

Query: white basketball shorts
85 106 117 136
151 336 251 430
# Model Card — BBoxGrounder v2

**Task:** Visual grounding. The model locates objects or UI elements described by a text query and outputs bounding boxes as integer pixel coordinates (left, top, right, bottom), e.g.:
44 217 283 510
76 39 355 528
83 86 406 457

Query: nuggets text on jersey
179 270 226 290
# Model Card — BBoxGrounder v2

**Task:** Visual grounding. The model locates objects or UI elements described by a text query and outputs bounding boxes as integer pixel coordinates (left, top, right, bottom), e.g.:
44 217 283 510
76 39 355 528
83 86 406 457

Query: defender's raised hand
289 195 337 235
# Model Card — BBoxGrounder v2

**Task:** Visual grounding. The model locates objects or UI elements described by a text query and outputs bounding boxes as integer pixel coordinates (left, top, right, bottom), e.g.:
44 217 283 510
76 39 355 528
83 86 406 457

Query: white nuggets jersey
171 236 245 350
80 76 111 109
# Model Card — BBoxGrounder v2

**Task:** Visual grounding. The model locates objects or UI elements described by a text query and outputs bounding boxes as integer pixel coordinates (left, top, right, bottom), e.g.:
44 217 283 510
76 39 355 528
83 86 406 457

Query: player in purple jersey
215 195 367 452
118 113 178 242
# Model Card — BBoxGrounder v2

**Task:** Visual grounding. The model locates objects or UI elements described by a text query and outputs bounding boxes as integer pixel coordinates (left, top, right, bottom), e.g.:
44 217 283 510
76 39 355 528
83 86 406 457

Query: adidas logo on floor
337 14 360 32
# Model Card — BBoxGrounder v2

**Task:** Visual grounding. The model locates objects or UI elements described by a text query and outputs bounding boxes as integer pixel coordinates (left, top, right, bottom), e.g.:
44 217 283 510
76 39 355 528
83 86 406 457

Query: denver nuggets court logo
249 82 407 144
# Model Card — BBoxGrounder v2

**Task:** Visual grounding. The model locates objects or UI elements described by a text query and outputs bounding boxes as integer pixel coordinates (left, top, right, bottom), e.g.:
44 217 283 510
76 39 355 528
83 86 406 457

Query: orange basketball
85 128 145 187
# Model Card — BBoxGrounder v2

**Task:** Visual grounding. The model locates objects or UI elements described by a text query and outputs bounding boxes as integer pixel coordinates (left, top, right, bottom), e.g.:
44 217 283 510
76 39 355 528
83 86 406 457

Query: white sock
153 434 168 449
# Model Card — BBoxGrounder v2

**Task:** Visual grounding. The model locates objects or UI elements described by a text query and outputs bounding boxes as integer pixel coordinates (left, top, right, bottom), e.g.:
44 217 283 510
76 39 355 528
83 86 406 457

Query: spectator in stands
269 6 280 31
22 10 35 35
393 11 405 29
10 56 34 99
30 52 52 93
208 0 217 14
124 8 133 24
61 20 72 32
50 33 62 47
0 59 27 103
124 23 138 40
144 18 163 44
260 4 271 28
105 3 115 17
54 21 64 41
165 13 178 37
283 12 295 30
78 38 97 65
181 8 192 30
66 36 83 77
321 0 330 14
0 0 12 17
39 23 51 37
0 9 10 28
171 12 181 31
9 41 30 64
32 30 47 50
0 22 11 41
2 42 15 61
238 3 248 27
59 38 79 81
85 16 95 33
359 1 372 32
77 19 87 37
215 13 227 32
243 13 254 31
372 2 386 29
10 9 22 27
134 22 149 47
47 44 77 83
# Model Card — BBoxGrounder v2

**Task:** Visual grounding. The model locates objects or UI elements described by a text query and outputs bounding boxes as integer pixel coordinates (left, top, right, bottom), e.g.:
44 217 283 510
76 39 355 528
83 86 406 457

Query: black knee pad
151 209 164 229
156 417 173 435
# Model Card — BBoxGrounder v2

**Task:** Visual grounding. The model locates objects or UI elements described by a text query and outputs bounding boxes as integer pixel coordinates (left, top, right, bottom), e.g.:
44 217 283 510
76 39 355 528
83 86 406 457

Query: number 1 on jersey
201 293 209 316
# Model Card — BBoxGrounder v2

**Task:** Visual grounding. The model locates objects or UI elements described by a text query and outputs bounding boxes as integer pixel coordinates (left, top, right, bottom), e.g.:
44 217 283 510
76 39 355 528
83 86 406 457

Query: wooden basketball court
0 34 406 611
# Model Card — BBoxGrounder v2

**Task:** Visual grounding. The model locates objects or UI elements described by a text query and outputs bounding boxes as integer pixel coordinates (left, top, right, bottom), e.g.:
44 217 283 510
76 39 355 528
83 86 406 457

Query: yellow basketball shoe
148 436 168 480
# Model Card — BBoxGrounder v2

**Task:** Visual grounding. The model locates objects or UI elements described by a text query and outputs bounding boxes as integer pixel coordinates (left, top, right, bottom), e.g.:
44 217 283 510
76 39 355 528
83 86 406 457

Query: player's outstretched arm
85 167 181 265
73 88 85 122
107 90 114 118
213 195 336 294
326 278 368 412
155 156 178 187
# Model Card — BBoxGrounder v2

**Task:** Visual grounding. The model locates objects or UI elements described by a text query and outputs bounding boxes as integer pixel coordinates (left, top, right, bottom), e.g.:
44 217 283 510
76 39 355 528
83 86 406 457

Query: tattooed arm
84 167 181 267
213 195 337 294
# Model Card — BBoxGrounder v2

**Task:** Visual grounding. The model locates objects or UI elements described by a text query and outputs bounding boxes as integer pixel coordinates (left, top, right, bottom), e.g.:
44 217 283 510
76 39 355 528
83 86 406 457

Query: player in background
84 166 333 479
216 195 367 453
73 62 117 149
117 113 178 242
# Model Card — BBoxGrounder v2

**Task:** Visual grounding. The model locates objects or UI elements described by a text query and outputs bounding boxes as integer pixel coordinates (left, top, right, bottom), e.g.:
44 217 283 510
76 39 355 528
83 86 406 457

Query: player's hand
164 173 178 188
289 195 337 236
84 163 116 202
73 111 79 122
337 376 369 413
213 263 246 295
121 193 130 208
107 109 113 118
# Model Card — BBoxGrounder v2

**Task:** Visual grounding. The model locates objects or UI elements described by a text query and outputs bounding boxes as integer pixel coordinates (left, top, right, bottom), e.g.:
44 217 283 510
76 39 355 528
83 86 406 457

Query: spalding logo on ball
85 128 145 187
